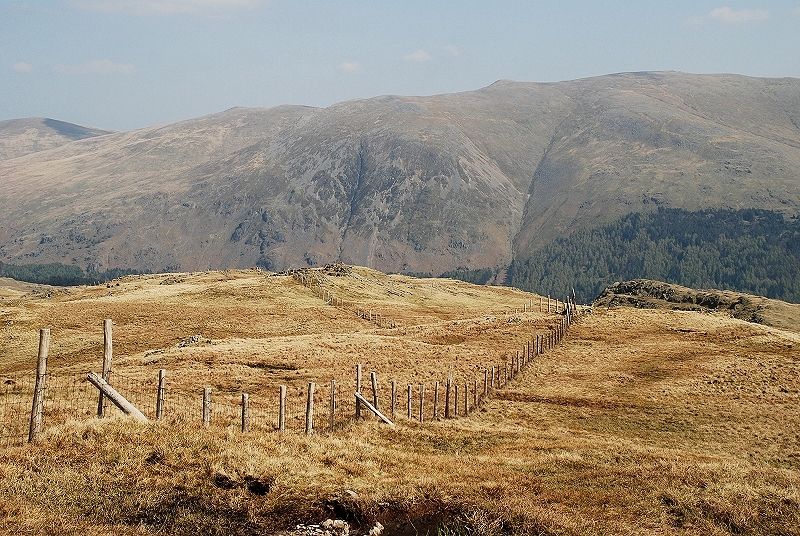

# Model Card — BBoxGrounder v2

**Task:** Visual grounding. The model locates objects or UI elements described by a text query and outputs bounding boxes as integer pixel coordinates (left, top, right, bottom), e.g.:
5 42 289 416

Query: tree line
0 261 141 286
506 208 800 303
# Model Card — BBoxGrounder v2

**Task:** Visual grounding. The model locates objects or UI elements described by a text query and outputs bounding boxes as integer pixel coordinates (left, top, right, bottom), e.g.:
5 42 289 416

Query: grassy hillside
0 268 798 534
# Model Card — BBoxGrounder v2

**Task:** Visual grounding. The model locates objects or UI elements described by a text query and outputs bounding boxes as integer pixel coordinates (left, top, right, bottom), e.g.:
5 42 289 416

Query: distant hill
594 278 800 333
0 117 111 160
0 72 798 298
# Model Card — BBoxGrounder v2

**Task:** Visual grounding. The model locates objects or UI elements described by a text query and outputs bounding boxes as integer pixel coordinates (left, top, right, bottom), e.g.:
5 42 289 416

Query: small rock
368 522 384 536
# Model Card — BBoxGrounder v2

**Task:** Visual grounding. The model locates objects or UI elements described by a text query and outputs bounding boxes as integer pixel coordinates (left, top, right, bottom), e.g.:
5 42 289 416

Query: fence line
2 287 584 446
291 267 397 329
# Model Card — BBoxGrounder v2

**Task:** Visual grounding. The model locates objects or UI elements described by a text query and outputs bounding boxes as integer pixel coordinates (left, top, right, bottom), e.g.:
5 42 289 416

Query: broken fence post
354 392 394 425
86 372 148 422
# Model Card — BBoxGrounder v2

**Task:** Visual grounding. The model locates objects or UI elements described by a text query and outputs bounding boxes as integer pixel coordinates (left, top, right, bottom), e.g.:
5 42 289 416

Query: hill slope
0 117 110 160
595 278 800 332
0 72 799 279
0 270 797 534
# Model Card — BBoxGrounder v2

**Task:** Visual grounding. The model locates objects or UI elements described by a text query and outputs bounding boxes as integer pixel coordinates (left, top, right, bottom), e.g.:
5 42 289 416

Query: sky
1 0 799 131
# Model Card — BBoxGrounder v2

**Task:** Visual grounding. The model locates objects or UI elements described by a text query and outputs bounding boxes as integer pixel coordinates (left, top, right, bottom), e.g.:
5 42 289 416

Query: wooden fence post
418 384 425 422
454 384 459 417
445 377 452 418
539 296 543 312
433 381 439 419
355 364 362 419
329 379 336 431
241 393 250 432
391 380 397 420
278 385 286 432
97 319 113 418
464 381 468 416
406 384 412 419
202 387 211 427
473 379 478 408
155 369 166 420
484 369 488 397
305 382 315 435
28 328 50 443
370 371 379 412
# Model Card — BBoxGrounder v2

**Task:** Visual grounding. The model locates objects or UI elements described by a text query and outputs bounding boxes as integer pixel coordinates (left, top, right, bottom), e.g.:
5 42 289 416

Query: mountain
0 72 799 292
0 117 111 161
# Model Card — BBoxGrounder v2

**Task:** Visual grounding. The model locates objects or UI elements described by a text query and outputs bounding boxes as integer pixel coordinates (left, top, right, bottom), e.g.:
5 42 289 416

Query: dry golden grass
0 269 798 535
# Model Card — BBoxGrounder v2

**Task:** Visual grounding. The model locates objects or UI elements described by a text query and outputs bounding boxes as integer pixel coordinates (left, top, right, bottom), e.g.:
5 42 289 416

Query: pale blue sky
1 0 799 131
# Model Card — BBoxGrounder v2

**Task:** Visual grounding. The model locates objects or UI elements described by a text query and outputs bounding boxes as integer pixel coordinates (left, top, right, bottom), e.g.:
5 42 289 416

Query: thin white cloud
12 62 33 73
403 49 432 63
68 0 262 15
689 6 770 24
443 45 461 57
338 61 361 73
55 59 136 75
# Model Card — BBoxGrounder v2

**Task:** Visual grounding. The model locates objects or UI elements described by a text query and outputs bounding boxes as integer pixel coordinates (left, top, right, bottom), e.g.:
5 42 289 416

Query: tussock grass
0 269 798 534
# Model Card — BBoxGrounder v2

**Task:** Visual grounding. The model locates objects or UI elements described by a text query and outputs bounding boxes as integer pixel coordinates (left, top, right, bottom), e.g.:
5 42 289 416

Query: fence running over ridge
1 277 582 447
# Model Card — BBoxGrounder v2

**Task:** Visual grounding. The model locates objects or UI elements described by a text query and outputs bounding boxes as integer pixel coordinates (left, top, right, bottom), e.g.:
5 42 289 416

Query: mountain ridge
0 71 798 282
0 117 111 161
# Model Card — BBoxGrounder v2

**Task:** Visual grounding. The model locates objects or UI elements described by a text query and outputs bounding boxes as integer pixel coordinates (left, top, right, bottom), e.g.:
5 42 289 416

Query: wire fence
1 283 583 447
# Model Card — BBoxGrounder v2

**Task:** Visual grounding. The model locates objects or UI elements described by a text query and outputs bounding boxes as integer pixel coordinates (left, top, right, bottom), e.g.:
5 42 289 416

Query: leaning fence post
97 319 113 418
355 364 362 419
278 385 286 432
305 382 315 435
28 328 50 443
454 383 459 417
407 384 412 419
155 369 166 420
241 393 250 433
329 379 336 431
